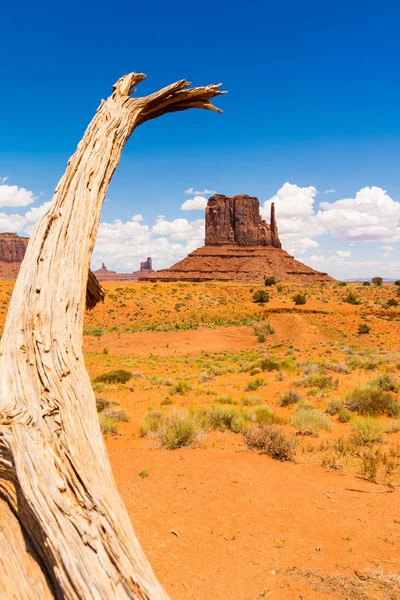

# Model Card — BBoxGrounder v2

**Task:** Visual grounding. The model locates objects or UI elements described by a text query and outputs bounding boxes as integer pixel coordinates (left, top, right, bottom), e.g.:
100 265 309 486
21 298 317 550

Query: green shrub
214 394 237 405
100 416 119 434
264 276 277 286
241 395 263 406
169 380 193 395
338 408 352 422
372 276 383 286
246 376 266 392
387 298 399 307
207 406 248 433
358 323 370 334
394 280 400 286
293 293 306 306
351 417 385 445
291 408 332 436
253 290 270 303
280 389 301 407
363 281 371 286
161 397 174 406
244 425 296 461
338 281 347 287
345 385 399 417
96 397 111 412
258 357 281 372
93 370 132 384
253 321 275 342
325 398 344 415
142 409 207 449
253 405 285 425
344 291 361 305
300 373 338 390
371 373 398 392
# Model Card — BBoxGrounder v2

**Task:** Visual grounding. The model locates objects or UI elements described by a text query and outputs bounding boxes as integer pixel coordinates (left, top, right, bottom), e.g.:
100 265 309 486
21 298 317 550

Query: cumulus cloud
184 187 216 196
91 215 205 272
0 212 28 233
131 214 144 222
336 250 351 258
0 180 36 207
383 245 394 257
181 195 208 210
316 186 400 243
261 182 324 255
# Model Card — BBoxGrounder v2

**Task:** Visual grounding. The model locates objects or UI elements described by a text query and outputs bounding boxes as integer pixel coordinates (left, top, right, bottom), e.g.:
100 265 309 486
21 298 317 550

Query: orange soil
1 280 400 598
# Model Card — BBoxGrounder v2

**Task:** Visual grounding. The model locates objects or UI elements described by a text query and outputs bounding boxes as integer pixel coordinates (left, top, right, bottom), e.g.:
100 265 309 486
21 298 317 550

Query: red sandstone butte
142 194 333 283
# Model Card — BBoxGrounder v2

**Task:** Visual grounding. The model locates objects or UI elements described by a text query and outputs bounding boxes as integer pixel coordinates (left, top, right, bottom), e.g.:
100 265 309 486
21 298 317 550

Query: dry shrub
144 408 207 449
291 408 332 436
351 417 385 445
244 424 296 461
346 385 399 417
102 407 130 422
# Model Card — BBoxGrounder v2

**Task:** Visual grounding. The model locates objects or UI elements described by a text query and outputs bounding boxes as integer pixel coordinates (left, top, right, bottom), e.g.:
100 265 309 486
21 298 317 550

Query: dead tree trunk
0 73 225 599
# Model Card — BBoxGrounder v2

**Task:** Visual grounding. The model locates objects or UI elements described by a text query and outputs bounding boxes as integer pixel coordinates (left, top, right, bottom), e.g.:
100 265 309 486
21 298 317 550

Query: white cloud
0 212 28 233
324 189 336 194
316 186 400 243
261 182 324 255
132 214 144 222
91 215 205 272
0 180 36 207
184 187 215 196
336 250 351 258
181 195 208 211
383 244 394 257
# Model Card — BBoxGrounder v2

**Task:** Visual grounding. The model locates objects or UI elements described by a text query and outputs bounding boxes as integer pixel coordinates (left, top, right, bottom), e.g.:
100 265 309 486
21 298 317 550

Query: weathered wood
0 73 225 599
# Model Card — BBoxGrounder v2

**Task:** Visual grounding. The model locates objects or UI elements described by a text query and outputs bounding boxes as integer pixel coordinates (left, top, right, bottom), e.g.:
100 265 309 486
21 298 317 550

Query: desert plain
1 278 399 599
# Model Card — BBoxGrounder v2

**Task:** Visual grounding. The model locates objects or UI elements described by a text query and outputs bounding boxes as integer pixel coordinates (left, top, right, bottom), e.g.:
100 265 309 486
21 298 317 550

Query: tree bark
0 73 225 599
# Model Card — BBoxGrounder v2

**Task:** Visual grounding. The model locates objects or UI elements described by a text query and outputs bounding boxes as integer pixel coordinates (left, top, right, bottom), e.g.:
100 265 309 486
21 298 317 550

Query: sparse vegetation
264 276 277 286
291 408 332 436
244 425 296 461
253 290 270 303
93 369 132 384
253 321 275 342
351 417 385 445
358 323 370 334
280 389 301 407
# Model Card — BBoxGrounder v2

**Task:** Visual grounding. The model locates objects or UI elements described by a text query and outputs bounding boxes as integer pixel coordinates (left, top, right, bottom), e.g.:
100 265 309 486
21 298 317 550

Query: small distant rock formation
0 233 29 278
93 257 155 282
142 194 333 283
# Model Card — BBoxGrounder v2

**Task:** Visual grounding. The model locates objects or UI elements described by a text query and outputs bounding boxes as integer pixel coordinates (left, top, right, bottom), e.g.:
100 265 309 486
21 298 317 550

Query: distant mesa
92 257 155 282
141 194 334 283
0 233 155 283
0 232 29 278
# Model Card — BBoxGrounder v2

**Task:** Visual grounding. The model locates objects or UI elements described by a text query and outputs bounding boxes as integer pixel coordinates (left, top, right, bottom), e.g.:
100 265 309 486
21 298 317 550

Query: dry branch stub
0 72 225 599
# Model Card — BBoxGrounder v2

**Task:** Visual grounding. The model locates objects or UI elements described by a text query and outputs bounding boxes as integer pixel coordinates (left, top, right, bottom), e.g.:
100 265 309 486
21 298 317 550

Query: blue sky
1 0 400 278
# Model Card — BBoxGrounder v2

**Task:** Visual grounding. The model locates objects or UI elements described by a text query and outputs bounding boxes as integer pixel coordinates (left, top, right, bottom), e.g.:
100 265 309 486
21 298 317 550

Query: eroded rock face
0 233 29 263
205 194 281 248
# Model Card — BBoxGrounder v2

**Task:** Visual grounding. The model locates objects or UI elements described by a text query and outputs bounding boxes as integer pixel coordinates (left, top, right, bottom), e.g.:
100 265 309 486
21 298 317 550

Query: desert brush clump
351 417 385 445
252 289 270 303
325 397 344 415
93 369 132 384
264 276 277 286
168 380 193 395
252 405 286 425
344 291 361 305
293 293 307 305
345 381 399 417
102 407 130 422
295 373 338 390
253 321 275 342
291 407 332 436
358 323 371 334
280 389 301 407
96 397 112 412
244 425 296 461
206 406 248 433
141 408 207 449
240 395 263 406
99 416 119 435
246 376 266 391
